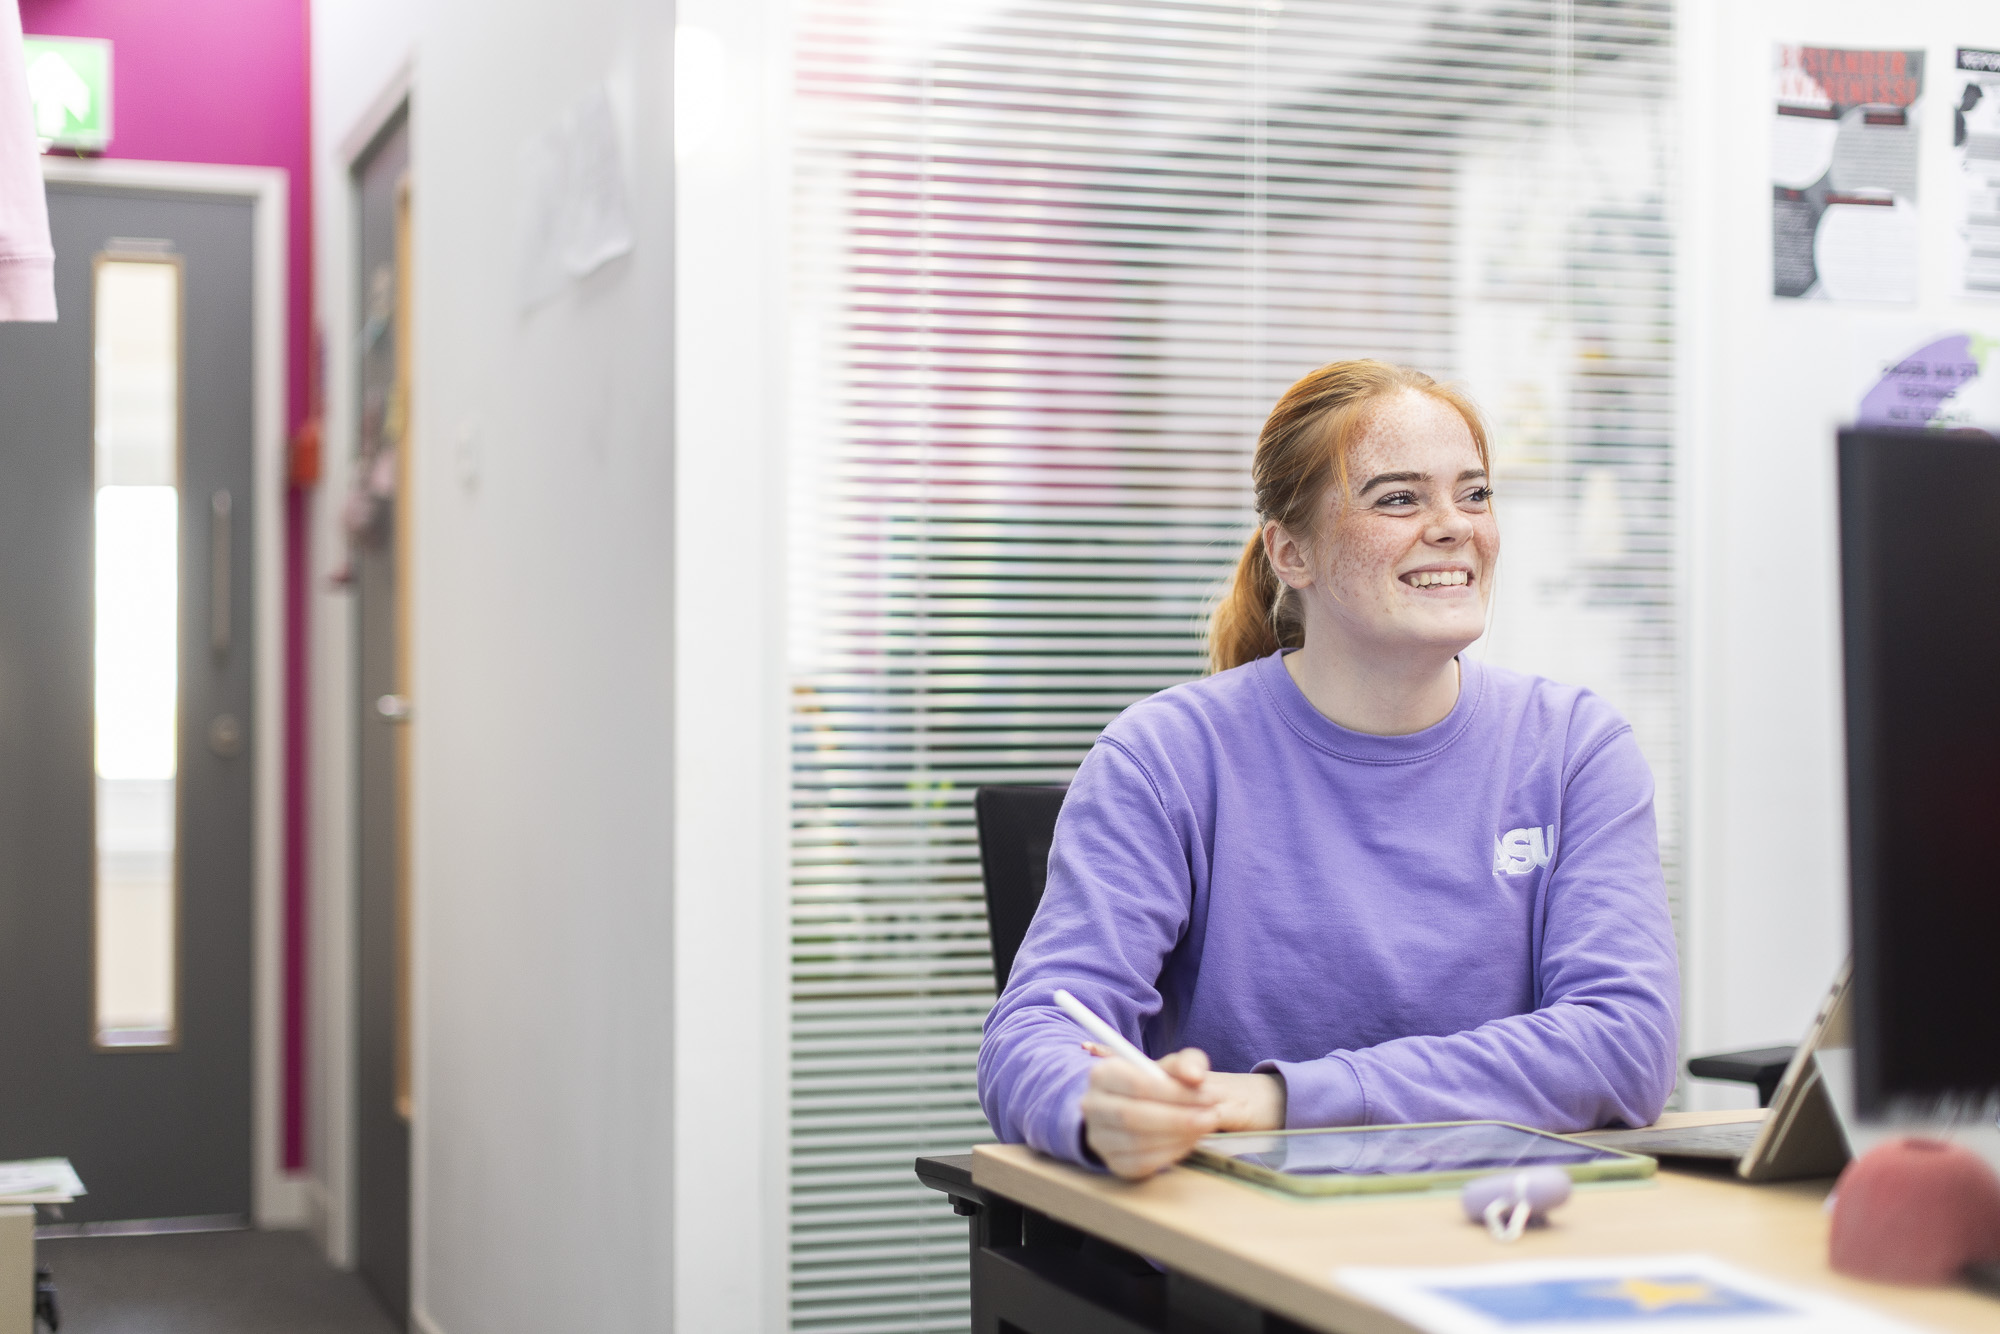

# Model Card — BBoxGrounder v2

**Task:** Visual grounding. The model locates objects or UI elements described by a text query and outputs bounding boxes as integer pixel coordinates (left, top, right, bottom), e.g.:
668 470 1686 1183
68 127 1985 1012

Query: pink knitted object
1829 1138 2000 1284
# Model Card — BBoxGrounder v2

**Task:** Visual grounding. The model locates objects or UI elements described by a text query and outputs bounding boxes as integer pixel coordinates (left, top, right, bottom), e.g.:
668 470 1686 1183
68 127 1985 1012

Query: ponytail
1207 529 1291 674
1206 359 1489 674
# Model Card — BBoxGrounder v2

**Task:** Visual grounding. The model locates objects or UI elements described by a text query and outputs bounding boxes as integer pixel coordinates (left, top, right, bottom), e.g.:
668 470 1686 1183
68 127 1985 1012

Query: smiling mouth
1402 570 1472 588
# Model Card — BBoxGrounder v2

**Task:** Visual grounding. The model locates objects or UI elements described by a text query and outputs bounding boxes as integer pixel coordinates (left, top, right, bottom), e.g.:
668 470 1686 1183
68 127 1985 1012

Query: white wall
1681 0 2000 1106
407 4 678 1331
672 2 790 1329
311 2 770 1330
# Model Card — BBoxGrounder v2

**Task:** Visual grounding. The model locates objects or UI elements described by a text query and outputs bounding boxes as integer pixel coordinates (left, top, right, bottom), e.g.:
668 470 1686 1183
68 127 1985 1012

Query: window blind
787 3 1676 1329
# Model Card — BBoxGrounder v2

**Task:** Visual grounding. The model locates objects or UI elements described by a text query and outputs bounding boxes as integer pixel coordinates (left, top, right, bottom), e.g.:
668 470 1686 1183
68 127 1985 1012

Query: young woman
977 360 1679 1180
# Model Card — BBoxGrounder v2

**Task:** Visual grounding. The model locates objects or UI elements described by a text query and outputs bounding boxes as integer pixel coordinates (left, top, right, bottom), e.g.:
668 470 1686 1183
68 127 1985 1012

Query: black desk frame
917 1154 1318 1334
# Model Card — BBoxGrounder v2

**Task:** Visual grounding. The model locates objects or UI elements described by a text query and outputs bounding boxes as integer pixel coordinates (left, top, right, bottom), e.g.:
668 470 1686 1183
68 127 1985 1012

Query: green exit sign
21 36 112 153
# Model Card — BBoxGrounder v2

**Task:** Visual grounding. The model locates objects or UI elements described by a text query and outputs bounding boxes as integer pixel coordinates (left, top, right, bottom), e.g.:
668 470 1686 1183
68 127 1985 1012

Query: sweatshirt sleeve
977 736 1196 1166
1256 725 1681 1132
0 3 56 322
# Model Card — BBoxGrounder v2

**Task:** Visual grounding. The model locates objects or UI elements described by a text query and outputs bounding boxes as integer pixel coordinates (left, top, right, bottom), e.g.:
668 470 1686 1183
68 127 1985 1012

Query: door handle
210 490 232 658
376 694 412 723
208 714 243 758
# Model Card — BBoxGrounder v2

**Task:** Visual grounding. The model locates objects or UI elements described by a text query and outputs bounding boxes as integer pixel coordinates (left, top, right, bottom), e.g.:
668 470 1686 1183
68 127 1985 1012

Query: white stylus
1053 988 1181 1093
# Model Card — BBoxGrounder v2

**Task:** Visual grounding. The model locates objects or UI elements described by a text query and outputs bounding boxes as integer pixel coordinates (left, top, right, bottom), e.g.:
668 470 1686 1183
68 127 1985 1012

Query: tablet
1189 1120 1656 1197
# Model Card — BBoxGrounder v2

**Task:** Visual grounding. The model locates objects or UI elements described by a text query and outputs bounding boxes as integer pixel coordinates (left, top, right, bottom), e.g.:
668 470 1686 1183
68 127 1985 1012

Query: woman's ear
1264 521 1314 591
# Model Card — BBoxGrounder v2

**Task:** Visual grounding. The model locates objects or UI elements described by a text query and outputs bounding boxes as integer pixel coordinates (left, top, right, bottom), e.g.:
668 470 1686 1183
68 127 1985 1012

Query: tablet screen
1200 1122 1629 1177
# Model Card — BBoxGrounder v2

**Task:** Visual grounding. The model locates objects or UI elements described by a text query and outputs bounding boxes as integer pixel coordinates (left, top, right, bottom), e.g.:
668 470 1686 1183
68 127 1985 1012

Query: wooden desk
0 1208 27 1334
923 1112 2000 1334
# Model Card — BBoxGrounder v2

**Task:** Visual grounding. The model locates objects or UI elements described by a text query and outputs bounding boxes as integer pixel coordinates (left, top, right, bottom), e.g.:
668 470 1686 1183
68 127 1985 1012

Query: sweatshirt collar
1254 648 1485 763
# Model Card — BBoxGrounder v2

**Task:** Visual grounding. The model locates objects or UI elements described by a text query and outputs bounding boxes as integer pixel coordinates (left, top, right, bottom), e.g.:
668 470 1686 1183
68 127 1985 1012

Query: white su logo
1493 825 1556 876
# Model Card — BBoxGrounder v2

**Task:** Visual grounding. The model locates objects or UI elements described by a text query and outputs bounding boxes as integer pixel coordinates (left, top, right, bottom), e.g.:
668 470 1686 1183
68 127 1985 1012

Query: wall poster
1954 48 2000 300
1856 329 2000 429
1773 45 1924 303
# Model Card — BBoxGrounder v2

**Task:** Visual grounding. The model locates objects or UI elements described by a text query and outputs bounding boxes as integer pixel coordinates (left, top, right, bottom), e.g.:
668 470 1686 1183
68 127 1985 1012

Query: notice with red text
1773 45 1924 302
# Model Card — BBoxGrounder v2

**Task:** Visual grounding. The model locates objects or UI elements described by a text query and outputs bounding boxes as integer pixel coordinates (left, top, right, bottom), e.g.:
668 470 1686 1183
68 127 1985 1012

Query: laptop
1571 964 1854 1182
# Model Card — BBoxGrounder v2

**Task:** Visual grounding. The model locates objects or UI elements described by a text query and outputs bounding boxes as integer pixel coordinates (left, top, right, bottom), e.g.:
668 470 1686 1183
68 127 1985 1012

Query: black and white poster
1773 45 1924 302
1954 48 2000 299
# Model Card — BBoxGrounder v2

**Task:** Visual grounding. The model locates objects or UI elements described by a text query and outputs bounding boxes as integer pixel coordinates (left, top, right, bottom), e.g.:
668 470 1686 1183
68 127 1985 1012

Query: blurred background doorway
0 176 260 1225
348 106 414 1326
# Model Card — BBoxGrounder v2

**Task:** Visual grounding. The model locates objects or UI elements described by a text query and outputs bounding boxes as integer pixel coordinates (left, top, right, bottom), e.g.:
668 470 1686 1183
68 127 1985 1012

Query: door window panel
93 254 182 1049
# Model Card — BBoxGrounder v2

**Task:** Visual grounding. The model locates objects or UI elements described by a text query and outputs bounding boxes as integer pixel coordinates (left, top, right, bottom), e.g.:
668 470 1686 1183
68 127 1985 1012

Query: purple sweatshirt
978 649 1680 1167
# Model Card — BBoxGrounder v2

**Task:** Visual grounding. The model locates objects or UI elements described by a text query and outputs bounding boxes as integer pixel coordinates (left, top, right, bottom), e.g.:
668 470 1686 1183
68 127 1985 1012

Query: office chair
1686 1046 1796 1108
972 785 1068 991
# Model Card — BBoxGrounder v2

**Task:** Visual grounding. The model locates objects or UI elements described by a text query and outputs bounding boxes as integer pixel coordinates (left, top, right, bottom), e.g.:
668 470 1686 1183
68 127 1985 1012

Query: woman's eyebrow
1357 467 1489 496
1358 470 1424 495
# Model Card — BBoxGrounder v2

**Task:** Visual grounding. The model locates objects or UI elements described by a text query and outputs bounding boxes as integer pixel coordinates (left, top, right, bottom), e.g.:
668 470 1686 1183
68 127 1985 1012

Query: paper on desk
0 1158 85 1204
1334 1254 1924 1334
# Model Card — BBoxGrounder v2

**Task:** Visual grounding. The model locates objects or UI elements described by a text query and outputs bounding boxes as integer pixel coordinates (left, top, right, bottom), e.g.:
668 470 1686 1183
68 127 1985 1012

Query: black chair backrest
973 785 1068 991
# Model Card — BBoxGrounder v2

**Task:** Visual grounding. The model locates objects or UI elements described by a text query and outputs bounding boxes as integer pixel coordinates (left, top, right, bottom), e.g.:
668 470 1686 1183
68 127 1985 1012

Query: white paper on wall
1814 199 1919 302
1953 48 2000 300
516 81 636 312
560 88 635 279
1772 45 1924 303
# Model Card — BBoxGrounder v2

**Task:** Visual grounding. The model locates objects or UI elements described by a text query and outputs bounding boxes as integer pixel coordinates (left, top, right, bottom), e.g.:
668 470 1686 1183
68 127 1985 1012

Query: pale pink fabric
0 0 54 321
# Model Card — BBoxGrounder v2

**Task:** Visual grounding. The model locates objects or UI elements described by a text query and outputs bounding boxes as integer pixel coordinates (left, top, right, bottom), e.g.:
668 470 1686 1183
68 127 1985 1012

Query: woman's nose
1427 506 1473 543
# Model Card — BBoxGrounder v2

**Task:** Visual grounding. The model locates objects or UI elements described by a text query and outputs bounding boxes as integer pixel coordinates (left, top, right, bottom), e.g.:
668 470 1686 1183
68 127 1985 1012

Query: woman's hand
1079 1045 1287 1180
1205 1068 1287 1134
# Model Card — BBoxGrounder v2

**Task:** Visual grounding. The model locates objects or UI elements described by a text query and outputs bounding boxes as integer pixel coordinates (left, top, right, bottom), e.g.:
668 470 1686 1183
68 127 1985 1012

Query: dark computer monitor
1838 426 2000 1118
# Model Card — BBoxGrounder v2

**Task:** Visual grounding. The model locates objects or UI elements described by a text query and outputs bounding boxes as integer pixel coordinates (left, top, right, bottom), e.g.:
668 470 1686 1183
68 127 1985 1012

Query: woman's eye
1464 487 1494 506
1376 490 1418 508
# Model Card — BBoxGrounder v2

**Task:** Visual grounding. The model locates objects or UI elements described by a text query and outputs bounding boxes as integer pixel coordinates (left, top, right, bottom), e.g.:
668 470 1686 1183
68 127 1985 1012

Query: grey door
0 182 257 1222
353 109 412 1326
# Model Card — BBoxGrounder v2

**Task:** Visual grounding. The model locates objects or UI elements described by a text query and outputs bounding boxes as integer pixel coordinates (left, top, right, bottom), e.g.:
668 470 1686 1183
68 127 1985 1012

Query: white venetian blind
787 2 1677 1329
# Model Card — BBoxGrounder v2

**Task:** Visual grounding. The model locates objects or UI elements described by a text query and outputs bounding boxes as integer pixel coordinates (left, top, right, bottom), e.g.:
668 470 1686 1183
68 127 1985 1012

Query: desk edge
972 1144 1416 1334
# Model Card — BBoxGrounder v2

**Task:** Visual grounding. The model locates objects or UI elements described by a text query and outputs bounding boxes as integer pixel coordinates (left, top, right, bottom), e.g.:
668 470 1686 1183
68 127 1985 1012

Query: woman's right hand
1081 1047 1224 1179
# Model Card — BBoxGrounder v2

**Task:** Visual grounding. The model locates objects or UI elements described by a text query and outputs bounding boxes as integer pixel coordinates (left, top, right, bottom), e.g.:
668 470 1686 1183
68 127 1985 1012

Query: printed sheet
1954 49 2000 300
1773 46 1924 303
1335 1253 1924 1334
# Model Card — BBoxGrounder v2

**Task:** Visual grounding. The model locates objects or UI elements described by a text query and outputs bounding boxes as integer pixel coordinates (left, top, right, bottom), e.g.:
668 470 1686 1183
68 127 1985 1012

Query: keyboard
1570 1120 1763 1163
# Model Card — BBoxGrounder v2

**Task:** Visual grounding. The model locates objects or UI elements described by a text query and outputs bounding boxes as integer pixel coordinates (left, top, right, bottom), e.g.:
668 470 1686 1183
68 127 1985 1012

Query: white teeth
1407 570 1468 587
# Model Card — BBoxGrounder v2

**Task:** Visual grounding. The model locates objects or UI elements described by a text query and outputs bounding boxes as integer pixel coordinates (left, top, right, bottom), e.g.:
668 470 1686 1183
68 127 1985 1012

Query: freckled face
1303 391 1498 656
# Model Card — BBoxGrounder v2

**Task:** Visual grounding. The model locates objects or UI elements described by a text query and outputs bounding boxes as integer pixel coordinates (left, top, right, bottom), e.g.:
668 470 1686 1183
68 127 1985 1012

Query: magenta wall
21 0 311 435
22 0 314 1174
